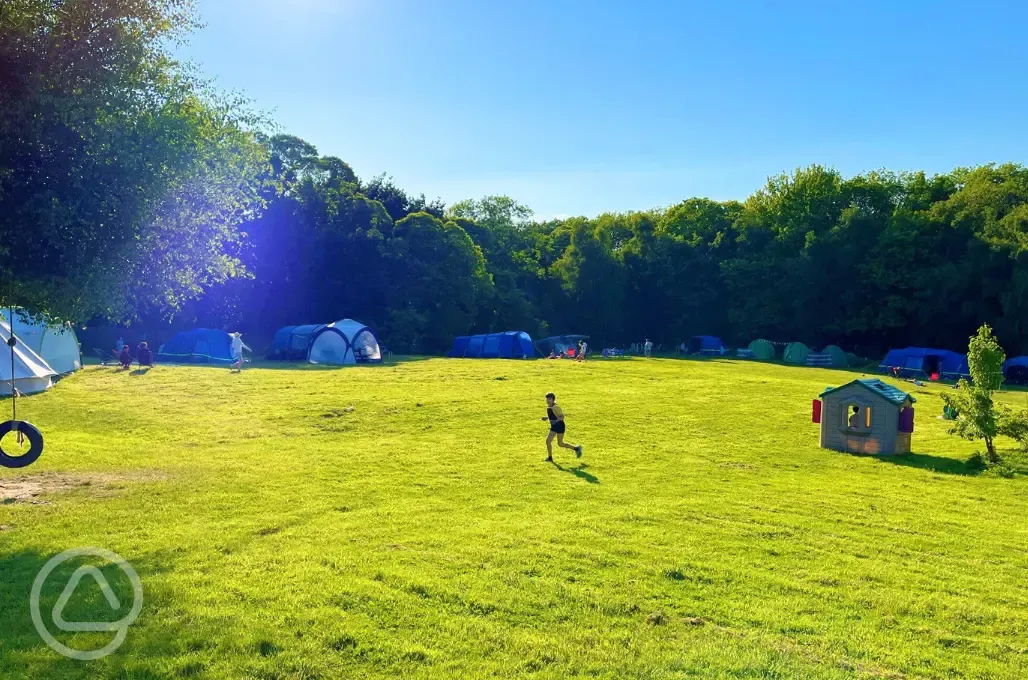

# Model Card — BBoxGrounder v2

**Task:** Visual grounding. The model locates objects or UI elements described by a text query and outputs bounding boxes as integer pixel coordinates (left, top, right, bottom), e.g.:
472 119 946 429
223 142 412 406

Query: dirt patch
0 471 166 505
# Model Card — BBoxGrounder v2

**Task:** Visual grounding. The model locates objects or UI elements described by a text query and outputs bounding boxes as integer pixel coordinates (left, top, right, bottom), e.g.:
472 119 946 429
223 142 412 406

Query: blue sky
180 0 1028 219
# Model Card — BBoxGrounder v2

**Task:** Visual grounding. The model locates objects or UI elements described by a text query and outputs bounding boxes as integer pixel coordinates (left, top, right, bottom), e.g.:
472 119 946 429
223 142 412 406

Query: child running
541 392 583 462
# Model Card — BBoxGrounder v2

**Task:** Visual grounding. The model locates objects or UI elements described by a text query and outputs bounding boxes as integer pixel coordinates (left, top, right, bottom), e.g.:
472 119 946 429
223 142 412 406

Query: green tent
822 344 847 367
747 339 776 360
783 342 810 365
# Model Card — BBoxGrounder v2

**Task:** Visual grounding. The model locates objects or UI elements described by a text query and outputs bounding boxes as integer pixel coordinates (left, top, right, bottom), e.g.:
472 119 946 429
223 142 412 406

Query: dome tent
535 335 588 357
157 328 234 364
0 319 56 395
687 335 726 354
747 339 776 360
1004 356 1028 385
783 342 811 365
267 324 326 361
447 331 536 359
879 347 969 379
1 309 81 374
308 319 381 365
821 345 848 367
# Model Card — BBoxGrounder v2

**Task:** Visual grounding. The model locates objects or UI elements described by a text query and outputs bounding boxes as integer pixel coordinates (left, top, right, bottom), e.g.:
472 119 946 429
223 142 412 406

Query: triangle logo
52 566 124 633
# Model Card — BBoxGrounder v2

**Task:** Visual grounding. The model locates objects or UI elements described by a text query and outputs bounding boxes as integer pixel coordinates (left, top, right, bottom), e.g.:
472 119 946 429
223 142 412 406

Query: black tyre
0 420 44 469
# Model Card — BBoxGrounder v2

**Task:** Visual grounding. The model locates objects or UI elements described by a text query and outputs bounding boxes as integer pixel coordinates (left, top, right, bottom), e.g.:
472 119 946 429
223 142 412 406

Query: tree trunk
986 437 999 464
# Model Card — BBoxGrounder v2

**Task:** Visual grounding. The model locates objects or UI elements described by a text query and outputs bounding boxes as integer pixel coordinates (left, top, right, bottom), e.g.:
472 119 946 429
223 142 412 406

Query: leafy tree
0 0 266 322
943 324 1007 462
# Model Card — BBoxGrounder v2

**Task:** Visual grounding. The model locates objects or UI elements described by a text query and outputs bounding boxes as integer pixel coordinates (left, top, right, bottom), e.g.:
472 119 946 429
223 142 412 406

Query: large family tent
157 328 234 364
535 335 588 356
1003 356 1028 385
266 324 326 361
747 339 776 360
783 342 811 365
447 331 536 359
308 319 382 365
1 309 82 374
0 320 56 395
687 335 726 355
879 347 969 379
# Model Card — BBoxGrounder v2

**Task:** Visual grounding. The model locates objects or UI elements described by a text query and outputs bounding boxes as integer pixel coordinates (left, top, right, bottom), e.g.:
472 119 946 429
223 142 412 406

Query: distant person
118 345 132 369
547 349 557 359
576 341 585 362
136 341 153 367
230 332 250 372
644 339 653 358
541 392 583 462
115 336 125 353
679 342 686 355
849 405 860 428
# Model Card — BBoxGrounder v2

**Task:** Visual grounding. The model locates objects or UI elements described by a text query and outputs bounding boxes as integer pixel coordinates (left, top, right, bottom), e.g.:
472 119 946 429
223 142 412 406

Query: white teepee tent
1 309 81 374
0 319 57 396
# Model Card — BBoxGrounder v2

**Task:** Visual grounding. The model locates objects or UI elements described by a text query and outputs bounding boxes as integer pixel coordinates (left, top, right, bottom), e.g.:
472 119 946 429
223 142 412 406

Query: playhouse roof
819 379 916 406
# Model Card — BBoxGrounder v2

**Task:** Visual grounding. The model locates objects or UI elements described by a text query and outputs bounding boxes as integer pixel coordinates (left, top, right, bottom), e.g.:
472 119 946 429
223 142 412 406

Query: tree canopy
4 2 1028 358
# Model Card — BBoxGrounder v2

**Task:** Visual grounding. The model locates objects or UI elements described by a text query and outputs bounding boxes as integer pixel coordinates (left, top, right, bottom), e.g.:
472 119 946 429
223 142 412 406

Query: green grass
1 357 1028 679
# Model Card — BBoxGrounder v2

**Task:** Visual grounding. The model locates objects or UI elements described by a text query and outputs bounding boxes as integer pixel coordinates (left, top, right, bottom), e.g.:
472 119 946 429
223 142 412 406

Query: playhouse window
843 404 872 430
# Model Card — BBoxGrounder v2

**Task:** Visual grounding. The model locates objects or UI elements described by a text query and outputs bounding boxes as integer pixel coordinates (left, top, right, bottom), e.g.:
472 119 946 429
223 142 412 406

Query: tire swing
1 306 44 469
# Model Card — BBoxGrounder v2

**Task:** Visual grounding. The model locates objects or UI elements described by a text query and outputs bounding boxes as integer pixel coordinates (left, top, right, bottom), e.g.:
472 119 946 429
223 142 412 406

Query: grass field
1 357 1027 679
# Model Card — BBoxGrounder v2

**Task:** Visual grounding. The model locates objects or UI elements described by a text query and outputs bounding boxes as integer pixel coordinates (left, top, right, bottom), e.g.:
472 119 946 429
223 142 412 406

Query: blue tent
879 347 969 379
447 336 471 358
266 324 326 360
448 331 536 359
157 328 234 364
1004 356 1028 384
688 335 726 354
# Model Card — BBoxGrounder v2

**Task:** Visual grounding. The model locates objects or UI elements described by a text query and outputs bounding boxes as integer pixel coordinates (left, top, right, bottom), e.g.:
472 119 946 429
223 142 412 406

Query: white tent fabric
308 319 382 366
1 309 81 374
0 319 57 396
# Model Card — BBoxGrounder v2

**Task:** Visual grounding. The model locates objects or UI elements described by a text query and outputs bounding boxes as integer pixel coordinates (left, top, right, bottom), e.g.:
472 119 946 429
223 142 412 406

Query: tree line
4 1 1028 358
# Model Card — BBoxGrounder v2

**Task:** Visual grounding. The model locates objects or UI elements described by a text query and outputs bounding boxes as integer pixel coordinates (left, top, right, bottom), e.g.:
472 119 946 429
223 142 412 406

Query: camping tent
783 342 811 365
687 335 726 354
1 309 81 374
535 335 588 356
266 324 326 361
308 319 382 365
879 347 969 379
157 328 235 364
747 339 776 360
1003 356 1028 385
821 345 848 367
447 331 536 359
0 320 56 395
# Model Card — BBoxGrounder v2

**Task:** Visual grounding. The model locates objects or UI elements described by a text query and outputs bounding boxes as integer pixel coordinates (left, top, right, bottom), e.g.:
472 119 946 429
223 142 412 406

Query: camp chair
93 348 120 366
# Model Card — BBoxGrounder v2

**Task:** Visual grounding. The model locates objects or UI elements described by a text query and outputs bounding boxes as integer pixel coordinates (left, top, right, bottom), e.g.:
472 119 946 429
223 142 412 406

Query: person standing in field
542 392 583 462
230 332 250 372
644 339 653 358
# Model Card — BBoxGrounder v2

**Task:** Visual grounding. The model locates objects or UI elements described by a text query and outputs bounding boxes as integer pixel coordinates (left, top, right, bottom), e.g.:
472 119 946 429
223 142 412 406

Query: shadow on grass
129 367 152 376
245 355 435 370
549 461 599 484
864 451 983 476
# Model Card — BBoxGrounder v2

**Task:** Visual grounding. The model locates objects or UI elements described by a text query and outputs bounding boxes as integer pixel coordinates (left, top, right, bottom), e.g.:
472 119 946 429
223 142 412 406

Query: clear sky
179 0 1028 219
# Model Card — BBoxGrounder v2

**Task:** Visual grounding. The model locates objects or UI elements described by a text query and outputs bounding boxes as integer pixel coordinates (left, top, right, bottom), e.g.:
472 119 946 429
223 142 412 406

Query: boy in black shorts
542 392 583 462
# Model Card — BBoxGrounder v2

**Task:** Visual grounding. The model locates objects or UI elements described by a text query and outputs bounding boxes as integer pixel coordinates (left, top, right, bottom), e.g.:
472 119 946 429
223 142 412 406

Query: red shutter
812 399 822 424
